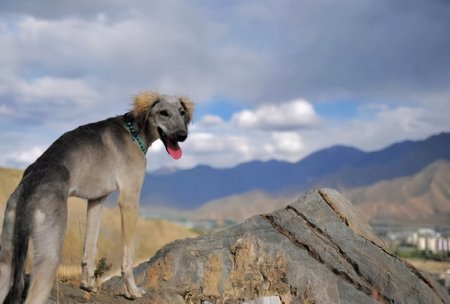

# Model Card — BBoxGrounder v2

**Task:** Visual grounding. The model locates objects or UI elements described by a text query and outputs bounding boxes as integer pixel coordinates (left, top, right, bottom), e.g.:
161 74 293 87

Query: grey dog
0 92 194 303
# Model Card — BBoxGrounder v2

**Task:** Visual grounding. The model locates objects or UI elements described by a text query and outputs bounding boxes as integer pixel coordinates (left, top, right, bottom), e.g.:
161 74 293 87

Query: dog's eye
159 110 169 117
179 109 186 116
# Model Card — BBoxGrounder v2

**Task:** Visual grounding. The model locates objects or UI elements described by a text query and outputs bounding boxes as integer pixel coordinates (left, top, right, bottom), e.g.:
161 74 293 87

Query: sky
0 0 449 172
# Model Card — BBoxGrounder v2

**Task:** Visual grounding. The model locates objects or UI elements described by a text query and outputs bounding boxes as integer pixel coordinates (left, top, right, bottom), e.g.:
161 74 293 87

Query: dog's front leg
118 194 144 299
80 196 106 292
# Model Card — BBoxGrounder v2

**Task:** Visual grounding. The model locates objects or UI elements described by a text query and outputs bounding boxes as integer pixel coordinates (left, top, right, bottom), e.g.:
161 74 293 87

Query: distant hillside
142 132 450 209
0 167 23 203
343 160 450 226
192 191 290 223
192 160 450 227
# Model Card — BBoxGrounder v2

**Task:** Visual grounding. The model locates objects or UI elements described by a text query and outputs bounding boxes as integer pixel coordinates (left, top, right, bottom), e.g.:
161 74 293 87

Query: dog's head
133 91 194 159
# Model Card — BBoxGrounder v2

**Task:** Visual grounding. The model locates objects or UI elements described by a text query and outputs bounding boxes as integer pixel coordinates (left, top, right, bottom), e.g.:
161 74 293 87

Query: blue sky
0 0 449 171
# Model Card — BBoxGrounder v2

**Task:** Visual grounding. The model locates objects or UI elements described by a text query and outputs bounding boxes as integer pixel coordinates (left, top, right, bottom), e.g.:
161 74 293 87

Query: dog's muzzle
175 130 187 142
158 127 187 160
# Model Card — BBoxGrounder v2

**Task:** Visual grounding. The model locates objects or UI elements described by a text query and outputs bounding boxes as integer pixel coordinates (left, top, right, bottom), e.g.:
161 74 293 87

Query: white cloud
184 132 255 158
147 100 316 170
15 76 101 105
146 100 449 171
1 99 448 173
270 132 304 155
0 146 44 168
298 101 450 156
149 140 164 152
145 116 309 171
187 132 225 153
260 132 305 163
198 115 225 127
231 99 320 130
375 106 428 133
147 132 254 170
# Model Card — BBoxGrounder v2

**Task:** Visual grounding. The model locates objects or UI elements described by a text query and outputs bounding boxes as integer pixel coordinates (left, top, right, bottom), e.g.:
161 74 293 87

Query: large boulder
102 189 448 303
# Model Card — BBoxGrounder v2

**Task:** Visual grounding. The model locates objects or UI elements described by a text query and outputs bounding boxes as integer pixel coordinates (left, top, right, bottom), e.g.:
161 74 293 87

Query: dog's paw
124 289 144 300
123 276 145 299
80 281 98 293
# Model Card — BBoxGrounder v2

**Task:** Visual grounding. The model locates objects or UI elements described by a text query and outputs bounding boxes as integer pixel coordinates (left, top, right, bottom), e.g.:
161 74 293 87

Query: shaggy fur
0 92 194 303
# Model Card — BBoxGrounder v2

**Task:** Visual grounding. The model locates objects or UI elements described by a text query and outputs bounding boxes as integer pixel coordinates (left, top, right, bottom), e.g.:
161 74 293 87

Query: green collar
124 114 148 155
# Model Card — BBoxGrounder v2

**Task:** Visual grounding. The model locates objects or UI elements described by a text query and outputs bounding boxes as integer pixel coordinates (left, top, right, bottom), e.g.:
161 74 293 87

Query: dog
0 92 194 303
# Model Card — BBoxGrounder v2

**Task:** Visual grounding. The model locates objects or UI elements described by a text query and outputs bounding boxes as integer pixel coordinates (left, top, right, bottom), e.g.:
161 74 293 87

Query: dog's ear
133 91 160 118
180 97 195 124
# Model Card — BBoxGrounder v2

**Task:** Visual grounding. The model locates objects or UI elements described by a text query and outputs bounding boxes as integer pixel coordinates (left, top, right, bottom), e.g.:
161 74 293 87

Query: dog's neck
123 112 154 155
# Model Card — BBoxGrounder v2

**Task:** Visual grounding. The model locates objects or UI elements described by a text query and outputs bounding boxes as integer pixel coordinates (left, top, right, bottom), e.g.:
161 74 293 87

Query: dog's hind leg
0 187 21 302
24 191 68 304
80 196 106 292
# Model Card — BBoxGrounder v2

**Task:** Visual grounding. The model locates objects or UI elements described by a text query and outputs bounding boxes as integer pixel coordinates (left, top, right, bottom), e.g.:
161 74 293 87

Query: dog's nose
175 130 187 142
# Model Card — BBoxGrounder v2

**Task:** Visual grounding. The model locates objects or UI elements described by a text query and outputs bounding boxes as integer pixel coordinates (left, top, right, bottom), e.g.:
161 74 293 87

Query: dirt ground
406 258 450 276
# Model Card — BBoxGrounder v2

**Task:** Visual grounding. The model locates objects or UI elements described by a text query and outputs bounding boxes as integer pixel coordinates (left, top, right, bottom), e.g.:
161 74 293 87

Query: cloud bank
232 99 320 130
0 0 449 171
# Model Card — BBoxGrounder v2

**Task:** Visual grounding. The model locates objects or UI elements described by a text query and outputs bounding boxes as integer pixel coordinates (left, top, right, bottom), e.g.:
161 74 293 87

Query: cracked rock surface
101 189 449 303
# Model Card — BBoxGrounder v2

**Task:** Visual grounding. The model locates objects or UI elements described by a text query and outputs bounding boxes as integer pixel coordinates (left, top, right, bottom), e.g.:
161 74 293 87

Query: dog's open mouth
158 127 183 160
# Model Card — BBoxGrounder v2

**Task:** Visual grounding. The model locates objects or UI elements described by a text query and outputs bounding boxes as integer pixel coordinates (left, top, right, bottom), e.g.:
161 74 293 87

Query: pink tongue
167 145 182 160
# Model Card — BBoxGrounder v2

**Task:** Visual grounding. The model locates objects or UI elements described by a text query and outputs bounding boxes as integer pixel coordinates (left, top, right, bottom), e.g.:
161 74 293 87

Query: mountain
192 160 450 227
192 191 290 223
343 160 450 226
141 132 450 209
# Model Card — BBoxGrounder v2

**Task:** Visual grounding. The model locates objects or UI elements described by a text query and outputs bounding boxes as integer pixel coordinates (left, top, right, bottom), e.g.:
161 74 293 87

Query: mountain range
192 160 450 227
1 132 449 227
141 132 450 210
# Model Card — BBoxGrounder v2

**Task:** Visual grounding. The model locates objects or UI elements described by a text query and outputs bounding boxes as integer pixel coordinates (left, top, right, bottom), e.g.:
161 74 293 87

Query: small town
375 225 450 294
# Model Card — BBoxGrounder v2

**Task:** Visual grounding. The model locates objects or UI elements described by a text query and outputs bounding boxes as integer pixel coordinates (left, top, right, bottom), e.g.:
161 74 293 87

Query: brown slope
343 160 450 226
193 191 293 223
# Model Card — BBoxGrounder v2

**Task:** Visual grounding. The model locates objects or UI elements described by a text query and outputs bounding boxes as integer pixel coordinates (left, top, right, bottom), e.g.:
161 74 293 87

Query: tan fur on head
133 91 195 123
133 91 160 117
180 97 195 124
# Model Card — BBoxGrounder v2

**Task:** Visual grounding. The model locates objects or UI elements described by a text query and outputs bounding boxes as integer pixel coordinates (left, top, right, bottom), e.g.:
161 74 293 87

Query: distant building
437 238 450 253
413 229 450 254
427 237 438 253
417 237 427 251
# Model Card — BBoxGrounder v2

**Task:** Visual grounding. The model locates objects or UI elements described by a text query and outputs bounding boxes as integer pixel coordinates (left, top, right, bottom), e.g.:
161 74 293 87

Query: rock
102 189 449 303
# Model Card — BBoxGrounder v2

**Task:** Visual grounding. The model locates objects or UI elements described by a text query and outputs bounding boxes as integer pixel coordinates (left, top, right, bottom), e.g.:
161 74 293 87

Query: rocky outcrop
100 188 449 303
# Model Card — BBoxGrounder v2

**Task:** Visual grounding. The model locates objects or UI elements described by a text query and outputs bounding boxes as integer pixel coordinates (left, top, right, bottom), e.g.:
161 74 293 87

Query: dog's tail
9 216 31 303
4 189 34 303
0 187 20 303
4 166 70 304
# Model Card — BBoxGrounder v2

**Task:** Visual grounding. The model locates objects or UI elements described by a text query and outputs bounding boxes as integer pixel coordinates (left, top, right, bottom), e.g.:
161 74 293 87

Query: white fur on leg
0 262 12 301
121 245 144 299
0 204 17 302
119 197 143 299
24 206 66 304
24 262 59 304
80 198 104 292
